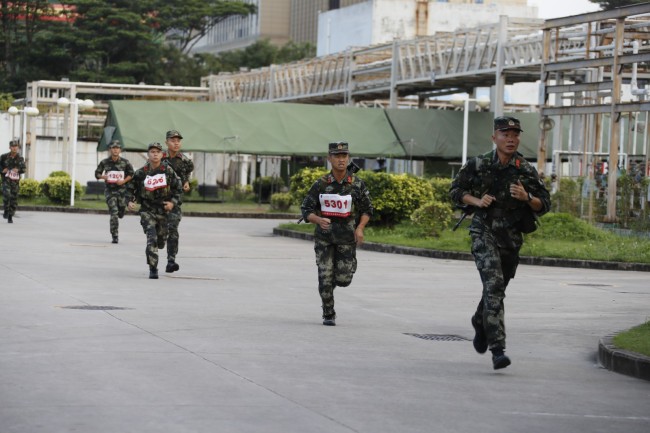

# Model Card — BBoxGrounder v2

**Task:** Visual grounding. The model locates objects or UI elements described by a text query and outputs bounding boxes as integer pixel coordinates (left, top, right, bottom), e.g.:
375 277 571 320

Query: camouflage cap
148 142 163 151
494 116 523 132
166 130 183 139
9 139 19 147
328 141 349 154
108 140 121 148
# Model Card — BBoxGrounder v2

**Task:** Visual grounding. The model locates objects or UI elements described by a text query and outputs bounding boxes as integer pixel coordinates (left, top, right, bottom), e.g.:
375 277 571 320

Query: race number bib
106 171 125 184
319 194 352 217
5 171 19 181
144 173 168 191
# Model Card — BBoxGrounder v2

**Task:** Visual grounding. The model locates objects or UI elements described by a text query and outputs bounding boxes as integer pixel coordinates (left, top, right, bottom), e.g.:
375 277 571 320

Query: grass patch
279 212 650 264
612 321 650 357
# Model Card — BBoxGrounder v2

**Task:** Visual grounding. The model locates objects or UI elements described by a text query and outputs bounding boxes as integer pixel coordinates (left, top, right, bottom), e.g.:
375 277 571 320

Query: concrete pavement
1 211 649 433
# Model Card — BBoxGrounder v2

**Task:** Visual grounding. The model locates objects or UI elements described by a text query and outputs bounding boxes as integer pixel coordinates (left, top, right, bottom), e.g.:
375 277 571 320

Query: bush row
1 171 82 204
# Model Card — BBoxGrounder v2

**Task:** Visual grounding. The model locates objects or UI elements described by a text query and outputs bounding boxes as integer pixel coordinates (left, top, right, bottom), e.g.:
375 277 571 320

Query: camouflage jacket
449 149 551 247
0 152 26 183
162 152 194 188
127 161 181 214
301 171 374 244
95 156 134 191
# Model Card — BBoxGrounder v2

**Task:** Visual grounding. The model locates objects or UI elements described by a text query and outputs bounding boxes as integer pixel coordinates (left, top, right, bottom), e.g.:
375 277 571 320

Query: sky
528 0 601 19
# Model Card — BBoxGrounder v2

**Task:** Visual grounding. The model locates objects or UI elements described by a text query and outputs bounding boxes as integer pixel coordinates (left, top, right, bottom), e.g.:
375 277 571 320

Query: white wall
317 1 373 56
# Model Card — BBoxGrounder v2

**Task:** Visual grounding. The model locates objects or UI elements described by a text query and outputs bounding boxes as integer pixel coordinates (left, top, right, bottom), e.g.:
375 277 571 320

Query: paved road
1 212 649 433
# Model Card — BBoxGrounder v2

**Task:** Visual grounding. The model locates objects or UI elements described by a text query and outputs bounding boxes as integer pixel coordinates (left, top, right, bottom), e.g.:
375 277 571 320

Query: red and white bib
319 193 352 218
5 171 19 181
106 171 125 184
144 173 168 191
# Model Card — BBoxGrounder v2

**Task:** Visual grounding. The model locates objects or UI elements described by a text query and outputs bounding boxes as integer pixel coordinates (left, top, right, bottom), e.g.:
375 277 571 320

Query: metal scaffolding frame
539 3 650 222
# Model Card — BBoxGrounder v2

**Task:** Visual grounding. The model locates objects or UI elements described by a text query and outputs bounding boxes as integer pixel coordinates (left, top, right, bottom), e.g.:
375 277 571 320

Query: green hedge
40 176 82 204
289 168 434 226
19 178 41 198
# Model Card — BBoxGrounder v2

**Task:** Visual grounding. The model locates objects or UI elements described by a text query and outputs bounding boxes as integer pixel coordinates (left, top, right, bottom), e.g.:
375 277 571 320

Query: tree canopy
0 0 317 96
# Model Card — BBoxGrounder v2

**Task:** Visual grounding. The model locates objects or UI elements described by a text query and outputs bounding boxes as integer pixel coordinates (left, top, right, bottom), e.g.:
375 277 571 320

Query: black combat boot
323 317 336 326
149 267 159 279
8 215 13 223
112 236 118 244
165 261 179 273
471 316 488 354
491 347 511 370
2 210 7 219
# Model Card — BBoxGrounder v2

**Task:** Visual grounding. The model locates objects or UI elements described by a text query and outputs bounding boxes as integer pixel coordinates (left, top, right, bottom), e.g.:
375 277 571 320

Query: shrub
357 171 434 226
527 212 611 242
429 177 453 205
40 176 82 204
410 199 454 237
289 167 328 204
270 192 293 211
252 176 286 202
19 178 40 198
48 170 70 178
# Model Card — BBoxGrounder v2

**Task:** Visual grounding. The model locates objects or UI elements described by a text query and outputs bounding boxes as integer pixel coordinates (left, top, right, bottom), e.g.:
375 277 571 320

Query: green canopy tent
383 109 547 160
100 101 405 157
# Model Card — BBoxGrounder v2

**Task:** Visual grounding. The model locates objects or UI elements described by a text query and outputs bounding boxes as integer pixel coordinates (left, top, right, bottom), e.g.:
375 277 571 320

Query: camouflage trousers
139 210 170 270
314 238 357 319
165 206 182 262
105 189 127 237
2 180 20 218
470 230 520 350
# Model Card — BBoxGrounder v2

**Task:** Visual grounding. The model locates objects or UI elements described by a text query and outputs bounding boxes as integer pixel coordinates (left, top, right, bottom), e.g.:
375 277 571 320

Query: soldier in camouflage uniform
127 142 182 279
301 141 374 326
161 130 194 273
1 140 26 224
450 116 550 370
94 140 134 243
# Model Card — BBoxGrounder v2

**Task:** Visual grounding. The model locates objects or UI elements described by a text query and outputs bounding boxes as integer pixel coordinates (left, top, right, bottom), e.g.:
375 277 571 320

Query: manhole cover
404 333 470 341
58 305 130 310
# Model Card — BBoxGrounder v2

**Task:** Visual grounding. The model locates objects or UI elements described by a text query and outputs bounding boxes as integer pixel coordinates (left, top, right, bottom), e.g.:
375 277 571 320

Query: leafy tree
154 0 256 55
0 1 63 92
58 0 163 84
588 0 647 9
216 39 315 72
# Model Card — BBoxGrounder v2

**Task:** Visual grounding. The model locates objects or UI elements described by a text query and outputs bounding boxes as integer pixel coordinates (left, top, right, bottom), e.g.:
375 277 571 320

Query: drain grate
404 333 470 342
568 283 613 287
58 305 130 311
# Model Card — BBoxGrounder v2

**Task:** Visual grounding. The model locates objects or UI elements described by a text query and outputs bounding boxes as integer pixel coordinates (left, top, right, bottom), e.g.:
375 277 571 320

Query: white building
317 0 536 56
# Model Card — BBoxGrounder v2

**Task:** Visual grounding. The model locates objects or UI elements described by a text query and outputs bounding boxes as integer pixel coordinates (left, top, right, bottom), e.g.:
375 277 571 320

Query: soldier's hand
183 182 190 192
478 194 496 208
509 180 527 201
163 201 174 212
355 227 365 246
127 201 136 211
319 217 331 231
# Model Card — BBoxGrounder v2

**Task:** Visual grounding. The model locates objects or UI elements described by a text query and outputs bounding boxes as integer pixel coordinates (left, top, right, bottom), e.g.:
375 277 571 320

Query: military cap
148 142 163 151
328 141 349 154
108 140 121 148
9 139 19 147
494 116 523 132
166 130 183 139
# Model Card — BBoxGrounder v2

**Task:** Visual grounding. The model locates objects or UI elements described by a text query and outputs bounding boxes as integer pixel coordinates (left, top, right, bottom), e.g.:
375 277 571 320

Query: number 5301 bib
319 194 352 217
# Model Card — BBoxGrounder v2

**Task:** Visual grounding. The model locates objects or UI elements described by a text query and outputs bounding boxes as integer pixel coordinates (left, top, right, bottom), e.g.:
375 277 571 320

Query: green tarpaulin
100 100 405 157
100 100 549 160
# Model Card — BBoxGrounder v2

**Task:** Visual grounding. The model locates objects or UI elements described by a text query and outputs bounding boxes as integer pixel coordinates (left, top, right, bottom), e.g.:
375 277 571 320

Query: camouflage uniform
301 169 373 321
162 150 194 264
127 160 182 272
95 154 134 241
450 148 550 350
1 145 26 222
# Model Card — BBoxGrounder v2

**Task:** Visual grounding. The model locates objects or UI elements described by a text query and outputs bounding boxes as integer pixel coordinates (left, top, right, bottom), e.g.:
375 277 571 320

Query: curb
272 228 650 272
598 334 650 382
17 205 299 220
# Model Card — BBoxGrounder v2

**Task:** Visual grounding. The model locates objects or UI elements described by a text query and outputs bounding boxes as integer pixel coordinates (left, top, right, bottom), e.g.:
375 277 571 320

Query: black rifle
452 204 474 231
297 161 361 223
